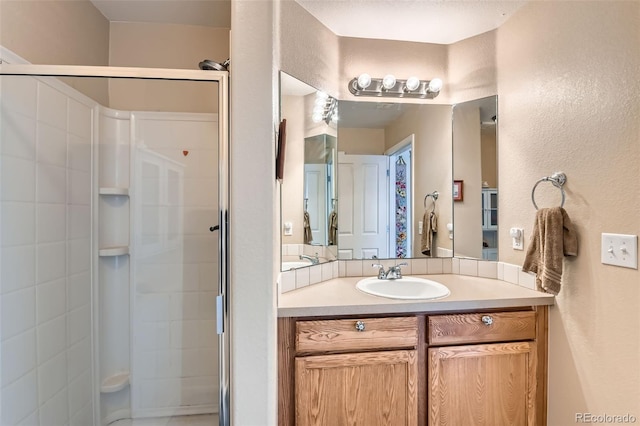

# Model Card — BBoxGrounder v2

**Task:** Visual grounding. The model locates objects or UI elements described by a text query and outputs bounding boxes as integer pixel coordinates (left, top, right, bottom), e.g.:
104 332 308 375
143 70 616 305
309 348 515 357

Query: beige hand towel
421 211 437 256
328 210 338 245
522 207 578 295
303 211 312 244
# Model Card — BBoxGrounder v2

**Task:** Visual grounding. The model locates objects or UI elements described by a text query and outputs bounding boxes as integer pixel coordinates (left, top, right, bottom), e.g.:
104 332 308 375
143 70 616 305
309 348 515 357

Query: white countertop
278 274 555 317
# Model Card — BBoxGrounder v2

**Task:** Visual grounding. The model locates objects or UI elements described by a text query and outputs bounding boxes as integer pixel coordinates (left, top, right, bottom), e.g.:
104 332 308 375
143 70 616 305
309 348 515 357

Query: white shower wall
1 71 219 425
1 75 95 426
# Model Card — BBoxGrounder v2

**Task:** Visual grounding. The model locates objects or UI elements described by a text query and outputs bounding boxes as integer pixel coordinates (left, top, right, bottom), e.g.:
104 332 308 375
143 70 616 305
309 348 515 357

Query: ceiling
295 0 527 44
89 0 230 28
90 0 525 44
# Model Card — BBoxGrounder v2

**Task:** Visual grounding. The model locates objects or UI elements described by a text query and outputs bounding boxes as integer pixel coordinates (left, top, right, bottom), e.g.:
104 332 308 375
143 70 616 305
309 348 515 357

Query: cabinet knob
481 315 493 326
354 321 366 332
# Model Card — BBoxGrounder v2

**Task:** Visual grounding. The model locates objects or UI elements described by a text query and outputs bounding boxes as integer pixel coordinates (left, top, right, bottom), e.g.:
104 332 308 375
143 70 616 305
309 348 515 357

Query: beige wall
495 2 640 423
385 105 453 255
338 128 386 155
108 22 229 112
452 105 482 258
281 95 305 244
481 126 497 188
448 29 497 104
0 0 110 104
340 37 449 103
278 1 341 97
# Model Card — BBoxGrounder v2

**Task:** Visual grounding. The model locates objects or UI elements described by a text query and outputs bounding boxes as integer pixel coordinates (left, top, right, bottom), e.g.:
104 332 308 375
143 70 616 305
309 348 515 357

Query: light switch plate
601 233 638 269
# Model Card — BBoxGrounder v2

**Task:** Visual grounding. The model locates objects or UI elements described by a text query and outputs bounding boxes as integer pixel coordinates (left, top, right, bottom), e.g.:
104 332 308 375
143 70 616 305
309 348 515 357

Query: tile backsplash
278 257 537 294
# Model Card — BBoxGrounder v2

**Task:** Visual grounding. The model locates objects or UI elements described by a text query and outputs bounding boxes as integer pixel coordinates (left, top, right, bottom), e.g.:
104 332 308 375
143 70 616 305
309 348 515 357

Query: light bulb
382 74 396 90
312 112 323 123
356 73 371 90
405 76 420 91
428 78 443 93
314 96 326 107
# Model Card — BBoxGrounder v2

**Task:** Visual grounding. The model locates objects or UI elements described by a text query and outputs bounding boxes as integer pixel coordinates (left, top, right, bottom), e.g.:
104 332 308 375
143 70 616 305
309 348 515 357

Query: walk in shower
0 48 229 426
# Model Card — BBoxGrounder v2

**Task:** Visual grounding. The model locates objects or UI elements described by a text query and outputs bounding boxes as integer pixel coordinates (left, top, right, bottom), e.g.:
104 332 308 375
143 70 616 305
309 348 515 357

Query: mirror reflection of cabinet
482 188 498 260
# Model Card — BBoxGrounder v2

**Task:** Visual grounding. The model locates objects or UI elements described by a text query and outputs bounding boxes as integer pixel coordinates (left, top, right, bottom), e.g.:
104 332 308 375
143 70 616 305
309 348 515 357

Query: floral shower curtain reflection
395 156 408 258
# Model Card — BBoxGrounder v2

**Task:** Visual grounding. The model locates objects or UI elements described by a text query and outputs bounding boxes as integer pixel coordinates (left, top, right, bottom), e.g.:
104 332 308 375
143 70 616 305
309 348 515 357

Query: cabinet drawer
428 311 536 346
296 316 418 354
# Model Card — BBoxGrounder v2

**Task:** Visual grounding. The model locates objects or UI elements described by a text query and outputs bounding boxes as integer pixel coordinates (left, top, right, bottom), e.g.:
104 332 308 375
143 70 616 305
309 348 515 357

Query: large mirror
452 96 498 260
337 101 454 259
279 72 338 270
279 71 498 265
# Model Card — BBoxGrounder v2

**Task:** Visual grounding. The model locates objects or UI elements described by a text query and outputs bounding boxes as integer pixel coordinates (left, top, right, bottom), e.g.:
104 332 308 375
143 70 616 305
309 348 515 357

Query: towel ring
531 172 566 210
424 191 439 209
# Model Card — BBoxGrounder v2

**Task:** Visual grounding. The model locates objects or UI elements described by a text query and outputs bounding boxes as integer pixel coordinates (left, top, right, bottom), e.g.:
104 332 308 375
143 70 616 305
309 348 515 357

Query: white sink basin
356 276 450 300
282 260 312 270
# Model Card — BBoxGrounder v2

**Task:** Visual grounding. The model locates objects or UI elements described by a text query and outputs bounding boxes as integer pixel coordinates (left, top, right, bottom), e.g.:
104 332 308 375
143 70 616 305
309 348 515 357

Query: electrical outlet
510 227 524 250
601 233 638 269
418 221 423 235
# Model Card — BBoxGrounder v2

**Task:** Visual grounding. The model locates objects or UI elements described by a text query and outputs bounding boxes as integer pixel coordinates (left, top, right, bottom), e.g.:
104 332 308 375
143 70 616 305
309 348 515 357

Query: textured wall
108 22 229 112
229 1 278 424
496 2 640 423
448 29 497 104
0 0 110 104
0 0 108 66
340 37 449 103
278 1 341 97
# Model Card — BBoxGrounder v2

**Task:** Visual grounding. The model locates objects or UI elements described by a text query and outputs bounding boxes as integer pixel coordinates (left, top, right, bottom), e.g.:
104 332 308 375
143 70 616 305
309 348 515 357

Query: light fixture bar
348 77 442 99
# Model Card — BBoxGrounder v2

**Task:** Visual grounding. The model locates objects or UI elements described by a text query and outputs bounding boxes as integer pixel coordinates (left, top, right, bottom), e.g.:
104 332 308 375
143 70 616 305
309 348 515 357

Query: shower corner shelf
99 187 130 196
99 246 130 257
100 372 130 393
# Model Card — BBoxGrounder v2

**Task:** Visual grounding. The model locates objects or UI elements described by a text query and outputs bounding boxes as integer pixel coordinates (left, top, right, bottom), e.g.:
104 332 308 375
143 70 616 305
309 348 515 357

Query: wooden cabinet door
296 350 418 426
429 342 537 426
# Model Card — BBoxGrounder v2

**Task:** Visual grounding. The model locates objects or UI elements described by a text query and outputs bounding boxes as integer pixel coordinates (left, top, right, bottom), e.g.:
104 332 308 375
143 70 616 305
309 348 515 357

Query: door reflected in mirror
280 72 338 271
337 101 453 260
452 96 498 260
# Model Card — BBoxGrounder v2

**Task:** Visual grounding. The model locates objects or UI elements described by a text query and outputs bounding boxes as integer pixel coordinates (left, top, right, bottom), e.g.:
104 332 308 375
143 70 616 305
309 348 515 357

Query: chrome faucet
299 253 319 265
372 262 408 280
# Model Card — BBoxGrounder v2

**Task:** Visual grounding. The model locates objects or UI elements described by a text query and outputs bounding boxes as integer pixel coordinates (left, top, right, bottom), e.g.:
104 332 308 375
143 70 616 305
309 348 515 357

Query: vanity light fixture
349 74 443 99
312 90 338 124
405 76 421 92
382 74 397 90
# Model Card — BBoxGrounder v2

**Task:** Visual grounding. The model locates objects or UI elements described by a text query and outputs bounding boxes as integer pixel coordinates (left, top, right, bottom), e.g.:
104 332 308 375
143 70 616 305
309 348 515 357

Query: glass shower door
0 60 229 426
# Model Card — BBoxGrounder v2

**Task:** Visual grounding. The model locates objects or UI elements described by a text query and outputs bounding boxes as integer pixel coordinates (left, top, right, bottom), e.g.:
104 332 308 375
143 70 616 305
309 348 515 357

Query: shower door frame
0 63 231 426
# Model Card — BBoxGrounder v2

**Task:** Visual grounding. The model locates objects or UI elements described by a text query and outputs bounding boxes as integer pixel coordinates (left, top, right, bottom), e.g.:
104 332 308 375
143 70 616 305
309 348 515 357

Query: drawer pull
481 315 493 326
355 321 366 332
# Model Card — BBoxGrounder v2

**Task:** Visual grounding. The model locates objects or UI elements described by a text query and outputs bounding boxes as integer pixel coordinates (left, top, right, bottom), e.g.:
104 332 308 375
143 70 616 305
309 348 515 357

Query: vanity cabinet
427 311 540 426
280 316 420 426
278 307 547 426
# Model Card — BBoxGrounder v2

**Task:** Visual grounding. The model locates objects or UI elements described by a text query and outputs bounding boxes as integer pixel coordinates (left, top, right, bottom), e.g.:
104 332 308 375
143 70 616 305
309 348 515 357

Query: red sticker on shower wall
183 150 189 156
